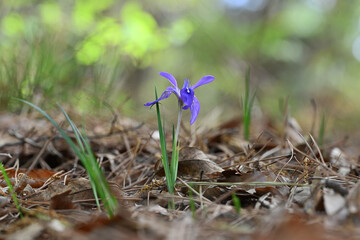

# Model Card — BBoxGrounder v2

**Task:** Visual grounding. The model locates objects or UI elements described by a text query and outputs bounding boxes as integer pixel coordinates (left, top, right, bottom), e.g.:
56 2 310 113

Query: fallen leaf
31 178 124 208
31 178 93 202
50 190 76 210
219 169 273 183
0 169 59 190
178 147 210 161
156 147 223 179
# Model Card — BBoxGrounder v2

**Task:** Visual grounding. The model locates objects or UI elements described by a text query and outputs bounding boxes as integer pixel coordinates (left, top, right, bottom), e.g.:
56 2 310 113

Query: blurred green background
1 0 360 136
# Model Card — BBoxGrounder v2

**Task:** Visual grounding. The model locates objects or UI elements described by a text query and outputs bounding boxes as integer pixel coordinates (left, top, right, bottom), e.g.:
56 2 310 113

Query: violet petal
182 78 189 89
191 75 215 90
159 72 178 88
190 96 200 125
166 86 180 99
144 90 172 106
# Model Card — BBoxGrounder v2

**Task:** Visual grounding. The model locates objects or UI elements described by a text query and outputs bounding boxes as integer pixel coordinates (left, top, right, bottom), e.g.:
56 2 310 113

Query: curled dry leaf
50 190 76 210
178 147 209 161
156 147 223 179
174 159 223 179
0 169 60 191
204 185 282 208
31 178 95 202
31 178 124 203
219 169 275 183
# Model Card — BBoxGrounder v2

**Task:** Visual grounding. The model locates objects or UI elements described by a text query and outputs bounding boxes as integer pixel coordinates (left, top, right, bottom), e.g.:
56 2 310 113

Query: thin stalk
175 101 183 145
155 89 172 194
153 91 182 208
171 101 182 186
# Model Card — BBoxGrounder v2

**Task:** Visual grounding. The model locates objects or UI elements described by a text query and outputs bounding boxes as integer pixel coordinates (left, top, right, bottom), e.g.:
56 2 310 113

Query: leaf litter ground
0 111 359 240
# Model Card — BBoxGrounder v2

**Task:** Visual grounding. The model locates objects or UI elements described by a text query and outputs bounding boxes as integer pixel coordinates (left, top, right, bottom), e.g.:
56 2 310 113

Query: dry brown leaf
50 190 77 210
0 169 59 190
178 147 210 161
203 186 227 201
219 169 274 183
156 147 223 179
31 178 124 204
31 178 93 202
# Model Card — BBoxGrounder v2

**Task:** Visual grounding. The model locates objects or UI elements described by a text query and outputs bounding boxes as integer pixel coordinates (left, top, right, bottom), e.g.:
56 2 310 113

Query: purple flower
145 72 215 125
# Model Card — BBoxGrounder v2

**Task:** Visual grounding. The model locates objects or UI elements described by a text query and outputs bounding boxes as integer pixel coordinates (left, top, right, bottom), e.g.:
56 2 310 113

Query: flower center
186 88 190 93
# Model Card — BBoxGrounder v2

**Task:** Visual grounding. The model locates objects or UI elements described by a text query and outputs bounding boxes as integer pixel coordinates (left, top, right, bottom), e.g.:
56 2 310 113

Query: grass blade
58 106 118 217
16 98 118 218
58 105 101 211
232 192 241 214
0 156 23 217
82 134 118 216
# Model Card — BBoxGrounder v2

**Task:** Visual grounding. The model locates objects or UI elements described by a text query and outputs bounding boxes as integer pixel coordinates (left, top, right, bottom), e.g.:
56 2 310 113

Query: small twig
296 131 318 162
291 137 348 181
37 170 70 190
26 133 57 174
249 137 272 160
185 181 309 187
7 129 43 148
158 192 213 205
309 134 326 166
177 178 212 203
274 140 295 182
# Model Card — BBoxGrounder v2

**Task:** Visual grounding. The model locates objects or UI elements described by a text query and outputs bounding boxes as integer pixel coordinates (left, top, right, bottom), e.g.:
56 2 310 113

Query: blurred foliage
0 0 360 135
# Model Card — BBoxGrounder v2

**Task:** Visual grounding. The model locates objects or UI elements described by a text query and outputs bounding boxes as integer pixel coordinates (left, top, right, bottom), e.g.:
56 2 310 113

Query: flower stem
175 101 183 144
